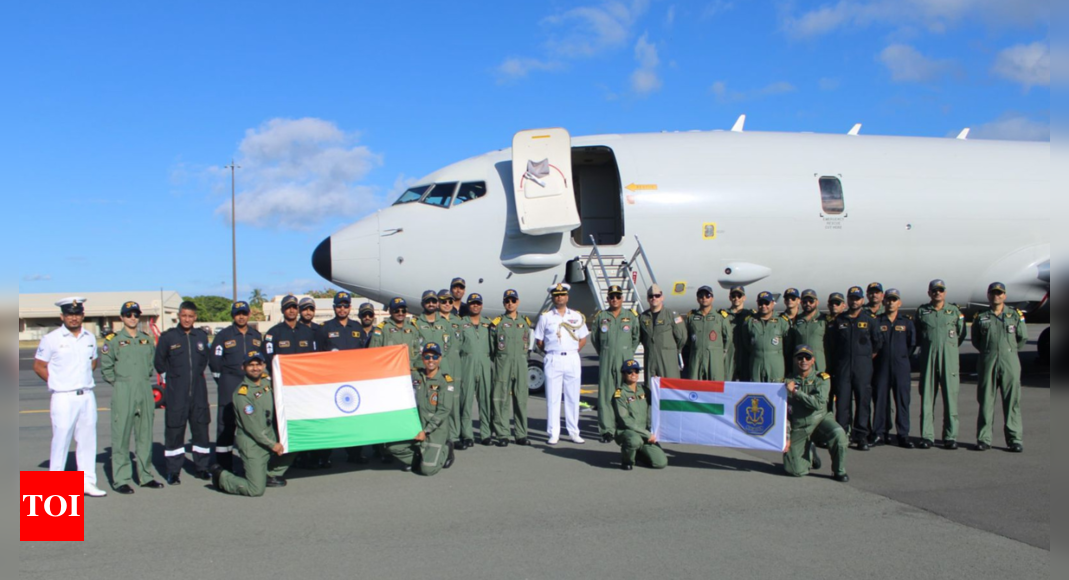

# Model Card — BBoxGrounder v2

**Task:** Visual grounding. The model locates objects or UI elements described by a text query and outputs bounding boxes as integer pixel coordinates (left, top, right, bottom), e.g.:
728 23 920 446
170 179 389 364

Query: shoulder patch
444 374 453 383
104 333 116 341
491 316 502 326
719 309 729 318
613 389 622 399
525 316 534 326
237 386 248 396
631 308 640 317
819 372 830 380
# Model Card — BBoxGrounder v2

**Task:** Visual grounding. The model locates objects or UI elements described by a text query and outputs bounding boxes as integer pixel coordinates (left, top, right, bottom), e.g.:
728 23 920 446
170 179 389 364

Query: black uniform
263 322 317 368
451 303 471 318
315 318 369 352
208 325 263 469
155 326 212 476
828 310 884 443
873 314 916 443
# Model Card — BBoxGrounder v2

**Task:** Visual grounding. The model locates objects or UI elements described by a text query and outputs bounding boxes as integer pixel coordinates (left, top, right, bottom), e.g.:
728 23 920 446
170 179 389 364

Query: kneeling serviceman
387 343 457 476
613 360 667 471
784 345 850 482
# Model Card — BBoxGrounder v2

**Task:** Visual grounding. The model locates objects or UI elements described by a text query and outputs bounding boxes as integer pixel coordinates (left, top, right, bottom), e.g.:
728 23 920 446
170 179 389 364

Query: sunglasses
785 296 800 301
802 298 817 304
424 299 439 305
391 308 408 314
930 289 946 294
624 370 640 375
757 300 772 307
697 293 713 299
796 354 814 361
422 354 441 361
829 301 844 306
124 313 141 319
885 297 900 303
608 295 623 300
650 294 663 299
504 298 518 304
441 298 454 304
730 294 744 299
359 312 375 317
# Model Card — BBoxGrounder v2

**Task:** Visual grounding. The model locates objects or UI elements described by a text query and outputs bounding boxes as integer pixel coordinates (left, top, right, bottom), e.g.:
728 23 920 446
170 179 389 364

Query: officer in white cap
534 283 590 445
33 298 107 497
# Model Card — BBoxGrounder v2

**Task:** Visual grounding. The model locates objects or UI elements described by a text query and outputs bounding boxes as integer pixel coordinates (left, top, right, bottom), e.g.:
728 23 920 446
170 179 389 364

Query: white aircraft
312 122 1049 365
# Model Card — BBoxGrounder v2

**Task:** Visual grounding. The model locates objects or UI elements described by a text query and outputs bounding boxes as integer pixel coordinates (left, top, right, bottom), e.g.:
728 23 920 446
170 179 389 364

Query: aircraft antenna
956 128 970 140
731 115 746 132
848 123 862 136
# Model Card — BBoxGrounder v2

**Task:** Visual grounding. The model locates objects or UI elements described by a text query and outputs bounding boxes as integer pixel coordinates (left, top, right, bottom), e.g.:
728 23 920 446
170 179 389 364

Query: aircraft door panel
511 128 581 236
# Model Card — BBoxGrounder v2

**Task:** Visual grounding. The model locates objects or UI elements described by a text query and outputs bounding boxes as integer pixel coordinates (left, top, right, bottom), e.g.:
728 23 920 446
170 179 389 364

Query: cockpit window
393 185 430 206
453 182 487 207
421 182 458 208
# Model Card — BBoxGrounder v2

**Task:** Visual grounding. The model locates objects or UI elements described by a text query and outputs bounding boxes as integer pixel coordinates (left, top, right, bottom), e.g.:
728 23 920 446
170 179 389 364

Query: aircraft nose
312 237 332 281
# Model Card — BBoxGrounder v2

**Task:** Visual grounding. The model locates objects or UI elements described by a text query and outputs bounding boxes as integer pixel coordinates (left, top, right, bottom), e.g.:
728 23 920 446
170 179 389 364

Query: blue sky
11 1 1050 300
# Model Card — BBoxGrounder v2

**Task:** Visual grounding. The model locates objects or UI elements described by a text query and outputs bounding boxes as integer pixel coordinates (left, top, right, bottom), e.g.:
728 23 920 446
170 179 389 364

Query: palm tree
249 288 265 308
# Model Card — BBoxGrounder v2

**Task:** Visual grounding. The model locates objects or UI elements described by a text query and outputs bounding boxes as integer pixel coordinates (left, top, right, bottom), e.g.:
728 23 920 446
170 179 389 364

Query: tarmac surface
18 325 1049 580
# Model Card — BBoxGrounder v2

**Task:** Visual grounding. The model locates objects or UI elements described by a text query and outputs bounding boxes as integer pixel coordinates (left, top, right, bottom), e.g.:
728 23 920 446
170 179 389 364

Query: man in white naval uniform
33 297 107 497
534 283 590 445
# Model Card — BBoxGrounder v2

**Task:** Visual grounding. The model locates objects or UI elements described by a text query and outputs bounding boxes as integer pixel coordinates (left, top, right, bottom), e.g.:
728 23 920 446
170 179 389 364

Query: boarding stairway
581 235 658 314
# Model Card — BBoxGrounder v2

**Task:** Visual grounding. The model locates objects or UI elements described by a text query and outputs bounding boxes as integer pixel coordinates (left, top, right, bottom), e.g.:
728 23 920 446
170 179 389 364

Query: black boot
809 443 822 470
443 441 456 469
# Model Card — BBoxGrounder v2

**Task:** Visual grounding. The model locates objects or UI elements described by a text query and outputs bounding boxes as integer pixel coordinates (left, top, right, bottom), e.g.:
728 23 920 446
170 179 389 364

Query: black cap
828 292 845 303
885 288 902 300
988 282 1007 294
503 289 519 300
422 342 442 356
451 277 466 289
757 291 775 303
847 287 865 299
784 288 800 299
421 290 439 303
231 301 250 316
467 293 484 305
697 285 714 296
793 345 815 358
334 292 352 306
621 359 642 373
358 302 376 315
281 295 299 309
243 351 266 366
388 297 407 311
729 286 746 297
928 279 947 292
298 297 316 312
606 285 624 296
867 282 884 294
437 289 452 300
801 289 818 300
121 301 142 316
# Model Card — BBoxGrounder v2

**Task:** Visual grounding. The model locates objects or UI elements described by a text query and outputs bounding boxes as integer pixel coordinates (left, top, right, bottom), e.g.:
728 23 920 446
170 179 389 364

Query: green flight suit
438 314 465 440
684 308 731 381
915 303 966 442
411 314 454 374
786 312 829 373
639 309 686 382
387 370 456 476
459 316 494 442
369 319 422 370
101 329 157 489
744 315 791 382
727 308 754 381
783 371 848 477
971 307 1028 446
591 308 641 438
490 314 532 441
218 377 294 497
612 382 668 469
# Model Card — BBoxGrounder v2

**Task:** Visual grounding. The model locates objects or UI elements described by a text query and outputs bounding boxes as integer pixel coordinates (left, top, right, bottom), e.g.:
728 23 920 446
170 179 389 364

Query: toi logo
20 471 85 542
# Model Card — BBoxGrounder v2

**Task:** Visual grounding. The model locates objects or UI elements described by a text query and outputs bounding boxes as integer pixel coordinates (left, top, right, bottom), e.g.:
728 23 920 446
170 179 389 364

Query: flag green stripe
659 400 725 415
287 408 422 452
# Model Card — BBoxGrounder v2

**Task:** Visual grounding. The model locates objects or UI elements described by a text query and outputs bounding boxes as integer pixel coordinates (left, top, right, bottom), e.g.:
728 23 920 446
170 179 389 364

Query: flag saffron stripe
278 345 409 385
658 379 726 393
660 400 725 415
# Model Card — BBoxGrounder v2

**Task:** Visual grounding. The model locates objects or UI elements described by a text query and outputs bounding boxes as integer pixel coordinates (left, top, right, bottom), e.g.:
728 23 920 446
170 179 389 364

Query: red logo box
20 471 85 542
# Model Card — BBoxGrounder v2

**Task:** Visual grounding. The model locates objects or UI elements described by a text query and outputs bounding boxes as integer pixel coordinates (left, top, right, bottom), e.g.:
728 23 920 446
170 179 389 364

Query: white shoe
571 436 586 444
547 436 560 445
84 483 107 497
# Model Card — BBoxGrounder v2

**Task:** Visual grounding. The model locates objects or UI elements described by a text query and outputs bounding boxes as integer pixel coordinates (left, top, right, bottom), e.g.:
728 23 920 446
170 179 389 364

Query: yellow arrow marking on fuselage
625 183 658 192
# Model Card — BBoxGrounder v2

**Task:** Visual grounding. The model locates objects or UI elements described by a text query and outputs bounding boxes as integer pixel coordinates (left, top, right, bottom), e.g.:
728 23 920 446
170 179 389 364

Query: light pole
225 160 241 302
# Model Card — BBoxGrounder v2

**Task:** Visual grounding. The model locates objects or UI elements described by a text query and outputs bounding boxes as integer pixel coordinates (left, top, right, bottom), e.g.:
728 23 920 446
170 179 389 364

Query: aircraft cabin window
819 177 845 215
394 185 431 205
421 182 458 208
453 182 486 207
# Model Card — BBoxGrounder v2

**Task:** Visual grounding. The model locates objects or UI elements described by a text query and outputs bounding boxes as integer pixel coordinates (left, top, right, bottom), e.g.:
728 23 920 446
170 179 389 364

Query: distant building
19 291 184 341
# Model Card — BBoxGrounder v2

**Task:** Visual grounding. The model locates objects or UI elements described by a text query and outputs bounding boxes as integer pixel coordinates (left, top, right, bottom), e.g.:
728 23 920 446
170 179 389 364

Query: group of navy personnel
34 274 1030 497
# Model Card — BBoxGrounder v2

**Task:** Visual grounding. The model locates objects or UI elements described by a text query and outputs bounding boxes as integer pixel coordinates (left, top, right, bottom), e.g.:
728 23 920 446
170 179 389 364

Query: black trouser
834 358 873 442
874 357 911 439
165 401 211 475
215 373 244 469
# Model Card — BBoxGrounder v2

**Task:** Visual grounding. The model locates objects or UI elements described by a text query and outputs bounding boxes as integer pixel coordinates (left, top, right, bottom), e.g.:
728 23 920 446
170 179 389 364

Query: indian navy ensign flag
651 378 788 452
272 345 421 453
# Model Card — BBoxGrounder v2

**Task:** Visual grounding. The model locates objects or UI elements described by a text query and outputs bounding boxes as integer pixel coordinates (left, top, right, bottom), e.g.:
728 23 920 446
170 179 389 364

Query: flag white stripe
280 376 416 421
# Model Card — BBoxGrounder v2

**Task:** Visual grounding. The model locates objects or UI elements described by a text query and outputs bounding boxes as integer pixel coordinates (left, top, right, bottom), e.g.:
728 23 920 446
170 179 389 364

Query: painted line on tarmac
21 404 219 415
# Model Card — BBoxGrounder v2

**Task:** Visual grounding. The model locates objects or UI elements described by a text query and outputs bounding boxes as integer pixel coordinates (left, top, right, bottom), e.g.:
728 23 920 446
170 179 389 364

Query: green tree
306 288 339 299
249 289 265 308
183 295 233 322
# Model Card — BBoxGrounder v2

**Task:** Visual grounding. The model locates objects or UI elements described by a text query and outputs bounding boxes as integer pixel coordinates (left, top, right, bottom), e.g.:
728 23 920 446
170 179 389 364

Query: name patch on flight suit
895 326 906 332
252 339 262 347
858 322 868 329
170 343 181 350
139 339 149 345
299 341 309 348
880 326 889 332
225 340 237 348
119 340 130 347
279 341 291 348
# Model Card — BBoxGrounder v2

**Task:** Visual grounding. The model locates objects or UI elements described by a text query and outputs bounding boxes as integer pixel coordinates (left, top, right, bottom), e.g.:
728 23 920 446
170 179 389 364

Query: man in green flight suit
972 282 1028 453
211 352 295 497
639 283 686 382
915 279 966 450
369 297 422 369
387 343 457 475
591 285 641 443
490 289 533 447
783 345 850 482
726 286 753 381
412 290 453 373
101 301 162 494
437 289 466 447
744 291 791 382
684 285 731 381
458 293 494 447
787 289 829 373
613 359 668 471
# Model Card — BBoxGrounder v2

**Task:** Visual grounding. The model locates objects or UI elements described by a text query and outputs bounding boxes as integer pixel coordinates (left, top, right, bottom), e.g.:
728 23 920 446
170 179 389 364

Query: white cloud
497 0 650 79
878 44 956 82
710 80 797 103
214 118 383 230
630 33 663 95
665 5 675 26
23 274 51 282
992 42 1050 90
387 173 422 202
818 77 841 90
701 0 734 19
782 0 1048 39
969 115 1050 141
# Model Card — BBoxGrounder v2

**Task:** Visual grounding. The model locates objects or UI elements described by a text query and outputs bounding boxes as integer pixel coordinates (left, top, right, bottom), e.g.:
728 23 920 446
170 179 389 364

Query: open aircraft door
511 128 580 236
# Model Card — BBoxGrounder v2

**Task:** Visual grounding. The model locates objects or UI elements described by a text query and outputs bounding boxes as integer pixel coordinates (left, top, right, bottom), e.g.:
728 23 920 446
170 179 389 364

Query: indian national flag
273 345 421 453
651 378 787 452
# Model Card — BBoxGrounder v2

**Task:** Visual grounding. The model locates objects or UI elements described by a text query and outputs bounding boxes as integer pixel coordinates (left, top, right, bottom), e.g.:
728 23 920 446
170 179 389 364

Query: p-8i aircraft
312 124 1049 355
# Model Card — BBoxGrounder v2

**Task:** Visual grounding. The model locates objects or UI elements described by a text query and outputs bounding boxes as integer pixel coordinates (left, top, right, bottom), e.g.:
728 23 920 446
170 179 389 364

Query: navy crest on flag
735 394 775 437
